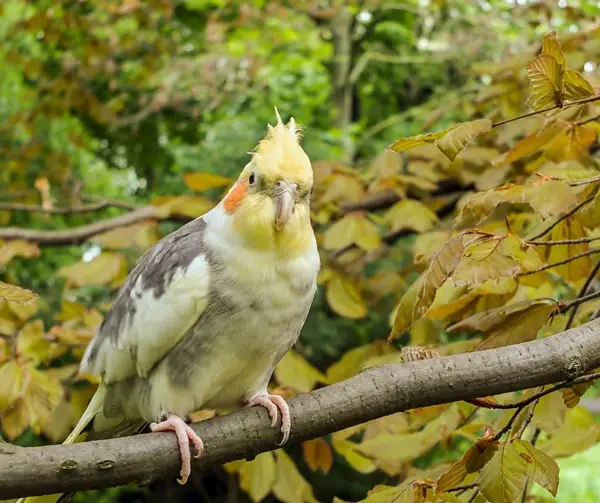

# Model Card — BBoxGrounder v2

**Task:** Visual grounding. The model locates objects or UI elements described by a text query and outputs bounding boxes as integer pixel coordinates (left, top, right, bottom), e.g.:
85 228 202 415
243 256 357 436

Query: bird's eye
249 173 256 185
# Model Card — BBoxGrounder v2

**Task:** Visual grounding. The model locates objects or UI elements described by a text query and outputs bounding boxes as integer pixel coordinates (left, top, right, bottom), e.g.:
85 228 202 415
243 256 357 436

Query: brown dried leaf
390 235 464 339
448 298 557 351
302 438 333 473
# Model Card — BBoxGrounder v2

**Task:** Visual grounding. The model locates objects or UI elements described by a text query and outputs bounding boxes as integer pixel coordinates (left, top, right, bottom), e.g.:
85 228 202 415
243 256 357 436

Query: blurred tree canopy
2 1 600 503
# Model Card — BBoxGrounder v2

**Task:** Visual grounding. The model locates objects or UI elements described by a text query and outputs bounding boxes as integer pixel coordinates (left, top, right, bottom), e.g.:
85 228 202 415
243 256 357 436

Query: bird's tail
16 385 107 503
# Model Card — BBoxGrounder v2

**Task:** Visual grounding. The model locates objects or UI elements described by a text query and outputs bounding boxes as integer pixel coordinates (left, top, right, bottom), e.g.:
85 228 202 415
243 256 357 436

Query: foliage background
2 1 600 503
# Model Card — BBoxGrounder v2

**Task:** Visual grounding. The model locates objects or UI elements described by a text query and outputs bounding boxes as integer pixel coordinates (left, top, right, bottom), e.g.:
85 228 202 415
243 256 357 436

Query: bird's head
222 110 314 254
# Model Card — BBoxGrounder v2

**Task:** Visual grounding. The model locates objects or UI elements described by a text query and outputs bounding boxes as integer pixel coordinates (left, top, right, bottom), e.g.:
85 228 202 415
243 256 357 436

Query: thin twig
447 483 478 493
576 112 600 126
466 489 480 503
570 175 600 187
517 248 600 277
526 194 595 241
562 291 600 313
492 94 600 129
565 258 600 329
527 236 600 246
492 104 558 128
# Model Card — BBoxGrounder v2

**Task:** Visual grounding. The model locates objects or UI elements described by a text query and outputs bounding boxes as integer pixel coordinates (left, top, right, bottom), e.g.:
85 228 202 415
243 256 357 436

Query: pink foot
150 413 204 485
246 393 291 445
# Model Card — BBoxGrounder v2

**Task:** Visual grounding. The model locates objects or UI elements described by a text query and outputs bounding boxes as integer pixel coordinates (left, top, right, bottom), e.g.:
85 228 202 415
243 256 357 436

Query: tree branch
0 207 191 246
3 318 600 499
0 200 136 215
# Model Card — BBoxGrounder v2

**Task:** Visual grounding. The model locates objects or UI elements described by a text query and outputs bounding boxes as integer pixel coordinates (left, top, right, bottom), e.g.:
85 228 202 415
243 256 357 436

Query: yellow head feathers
248 108 313 187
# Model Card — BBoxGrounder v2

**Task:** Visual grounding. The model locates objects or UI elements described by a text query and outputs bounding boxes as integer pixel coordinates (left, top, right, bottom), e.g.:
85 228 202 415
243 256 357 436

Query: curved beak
274 181 298 231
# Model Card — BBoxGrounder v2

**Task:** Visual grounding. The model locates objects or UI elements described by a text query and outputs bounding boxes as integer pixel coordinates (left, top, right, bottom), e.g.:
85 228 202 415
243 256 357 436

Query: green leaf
478 441 529 503
513 439 559 496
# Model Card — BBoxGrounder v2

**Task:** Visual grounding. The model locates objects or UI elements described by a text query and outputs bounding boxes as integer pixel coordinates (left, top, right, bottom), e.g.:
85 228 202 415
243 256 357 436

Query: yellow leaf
354 216 381 252
533 392 566 433
302 438 333 473
452 236 540 287
562 382 592 408
183 172 233 192
325 343 391 384
0 364 63 440
239 452 277 502
435 119 493 162
325 274 367 319
563 70 594 101
58 252 128 288
527 54 563 110
323 214 380 252
544 219 590 281
90 221 160 250
389 130 447 152
17 319 58 365
272 450 317 503
436 436 498 492
478 441 529 503
0 361 23 410
457 181 577 225
55 300 86 322
320 174 364 204
448 298 556 351
0 240 40 267
0 282 39 305
413 231 453 265
356 405 462 462
512 440 559 496
545 125 597 162
390 235 464 339
386 200 439 234
538 407 599 458
152 195 215 218
322 215 358 250
493 122 563 166
526 181 578 219
541 31 565 69
332 438 377 474
274 351 325 394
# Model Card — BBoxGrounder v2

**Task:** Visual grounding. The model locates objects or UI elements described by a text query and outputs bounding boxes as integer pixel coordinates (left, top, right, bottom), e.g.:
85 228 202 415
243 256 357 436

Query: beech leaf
527 54 563 110
434 119 493 161
447 298 557 351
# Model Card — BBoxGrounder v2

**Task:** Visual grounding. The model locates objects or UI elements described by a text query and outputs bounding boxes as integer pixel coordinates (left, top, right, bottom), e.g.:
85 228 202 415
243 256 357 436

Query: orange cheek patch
224 182 248 213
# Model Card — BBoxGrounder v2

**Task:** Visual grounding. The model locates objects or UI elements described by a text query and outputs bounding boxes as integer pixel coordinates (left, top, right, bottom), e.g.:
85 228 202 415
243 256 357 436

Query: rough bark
2 318 600 499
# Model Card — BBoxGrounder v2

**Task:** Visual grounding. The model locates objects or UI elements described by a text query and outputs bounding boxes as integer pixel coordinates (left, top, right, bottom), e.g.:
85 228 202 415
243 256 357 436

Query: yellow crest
251 107 312 185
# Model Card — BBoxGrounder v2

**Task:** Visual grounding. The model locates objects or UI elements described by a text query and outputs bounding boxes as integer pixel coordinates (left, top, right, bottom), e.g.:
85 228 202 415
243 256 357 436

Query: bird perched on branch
18 110 319 502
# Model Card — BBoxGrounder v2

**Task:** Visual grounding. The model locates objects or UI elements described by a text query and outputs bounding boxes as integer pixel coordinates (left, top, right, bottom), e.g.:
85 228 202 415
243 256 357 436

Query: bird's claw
246 393 291 445
150 413 204 485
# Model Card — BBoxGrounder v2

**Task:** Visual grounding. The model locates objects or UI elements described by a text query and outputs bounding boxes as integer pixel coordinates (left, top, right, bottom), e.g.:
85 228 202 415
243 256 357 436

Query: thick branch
3 318 600 498
0 207 191 246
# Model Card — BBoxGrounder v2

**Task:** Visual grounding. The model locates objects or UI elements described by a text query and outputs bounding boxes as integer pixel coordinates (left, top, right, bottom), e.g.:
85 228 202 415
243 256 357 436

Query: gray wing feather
81 217 211 382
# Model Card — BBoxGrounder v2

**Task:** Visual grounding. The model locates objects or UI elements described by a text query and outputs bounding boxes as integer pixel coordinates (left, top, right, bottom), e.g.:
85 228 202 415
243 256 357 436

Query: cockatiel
17 111 319 502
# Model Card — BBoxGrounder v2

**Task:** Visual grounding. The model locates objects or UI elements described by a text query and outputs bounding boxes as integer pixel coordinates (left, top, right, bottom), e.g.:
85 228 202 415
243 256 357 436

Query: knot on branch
563 355 584 379
60 460 79 472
